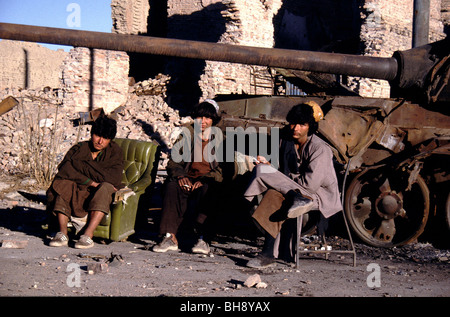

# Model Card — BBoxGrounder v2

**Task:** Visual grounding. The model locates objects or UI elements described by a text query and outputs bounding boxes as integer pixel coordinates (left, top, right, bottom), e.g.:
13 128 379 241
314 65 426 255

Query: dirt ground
0 175 449 308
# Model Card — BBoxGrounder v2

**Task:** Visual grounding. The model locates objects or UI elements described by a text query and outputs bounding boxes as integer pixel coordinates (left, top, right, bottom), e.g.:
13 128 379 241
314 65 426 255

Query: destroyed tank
0 23 448 248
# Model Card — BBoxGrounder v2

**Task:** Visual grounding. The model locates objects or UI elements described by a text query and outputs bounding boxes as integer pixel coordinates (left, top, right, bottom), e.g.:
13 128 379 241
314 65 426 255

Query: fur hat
305 101 323 122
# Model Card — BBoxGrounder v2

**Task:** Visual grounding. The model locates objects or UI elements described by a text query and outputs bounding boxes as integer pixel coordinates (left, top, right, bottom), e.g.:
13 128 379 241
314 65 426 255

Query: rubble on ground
0 78 193 177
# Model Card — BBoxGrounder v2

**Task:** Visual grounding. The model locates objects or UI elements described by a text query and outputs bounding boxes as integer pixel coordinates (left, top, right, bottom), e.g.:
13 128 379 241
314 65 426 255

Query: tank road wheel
344 168 430 247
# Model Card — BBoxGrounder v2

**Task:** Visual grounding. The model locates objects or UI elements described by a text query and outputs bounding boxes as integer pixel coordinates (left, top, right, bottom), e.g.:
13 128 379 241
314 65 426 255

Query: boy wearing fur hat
244 102 342 268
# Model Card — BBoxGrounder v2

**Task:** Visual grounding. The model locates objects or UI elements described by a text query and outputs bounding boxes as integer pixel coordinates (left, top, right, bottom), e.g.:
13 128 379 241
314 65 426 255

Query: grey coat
245 134 342 218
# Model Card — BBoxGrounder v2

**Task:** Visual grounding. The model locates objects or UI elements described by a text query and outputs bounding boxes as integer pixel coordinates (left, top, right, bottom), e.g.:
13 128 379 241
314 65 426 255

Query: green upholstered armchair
93 138 160 241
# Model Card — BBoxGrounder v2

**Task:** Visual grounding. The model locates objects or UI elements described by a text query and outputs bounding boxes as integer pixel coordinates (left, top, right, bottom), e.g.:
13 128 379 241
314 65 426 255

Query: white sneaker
153 233 179 253
192 239 210 255
49 232 69 247
74 235 94 249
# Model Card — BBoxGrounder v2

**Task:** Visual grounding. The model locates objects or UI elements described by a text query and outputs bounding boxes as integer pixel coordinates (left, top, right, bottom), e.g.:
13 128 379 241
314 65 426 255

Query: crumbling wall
200 0 283 99
2 0 448 111
0 79 186 176
0 42 130 114
162 0 282 108
61 48 129 113
443 0 450 28
113 0 282 108
0 40 67 90
111 0 150 35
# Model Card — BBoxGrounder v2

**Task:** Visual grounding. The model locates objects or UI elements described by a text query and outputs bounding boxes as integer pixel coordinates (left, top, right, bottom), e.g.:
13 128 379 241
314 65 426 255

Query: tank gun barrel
0 23 398 81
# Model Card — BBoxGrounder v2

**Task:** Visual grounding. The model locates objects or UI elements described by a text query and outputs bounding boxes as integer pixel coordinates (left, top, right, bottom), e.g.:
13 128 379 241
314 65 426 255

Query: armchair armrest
128 177 153 194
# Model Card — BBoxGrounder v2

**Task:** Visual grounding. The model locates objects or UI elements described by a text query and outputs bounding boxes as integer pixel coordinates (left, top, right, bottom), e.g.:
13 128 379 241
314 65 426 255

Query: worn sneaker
74 235 94 249
49 232 69 247
287 192 314 218
153 233 179 253
192 239 210 255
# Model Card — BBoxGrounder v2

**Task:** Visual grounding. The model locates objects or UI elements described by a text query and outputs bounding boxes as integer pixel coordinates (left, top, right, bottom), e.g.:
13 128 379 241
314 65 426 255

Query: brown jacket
47 140 124 217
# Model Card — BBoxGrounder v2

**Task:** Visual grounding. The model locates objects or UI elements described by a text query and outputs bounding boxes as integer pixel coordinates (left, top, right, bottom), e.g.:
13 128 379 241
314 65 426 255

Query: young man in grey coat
244 102 342 268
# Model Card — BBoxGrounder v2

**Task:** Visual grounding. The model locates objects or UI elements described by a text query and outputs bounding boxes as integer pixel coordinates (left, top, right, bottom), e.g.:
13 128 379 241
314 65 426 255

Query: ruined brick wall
200 0 283 100
111 0 283 108
0 40 67 90
269 0 446 98
111 0 150 35
443 0 450 26
162 0 282 108
0 42 130 114
61 48 129 113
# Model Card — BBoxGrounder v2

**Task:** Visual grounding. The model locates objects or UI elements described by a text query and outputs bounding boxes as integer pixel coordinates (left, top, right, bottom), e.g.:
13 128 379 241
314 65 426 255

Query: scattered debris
0 96 18 116
131 74 170 97
276 290 290 295
77 253 107 261
255 281 268 289
80 253 124 274
106 253 125 267
244 274 261 288
0 86 188 177
1 239 28 249
87 262 109 274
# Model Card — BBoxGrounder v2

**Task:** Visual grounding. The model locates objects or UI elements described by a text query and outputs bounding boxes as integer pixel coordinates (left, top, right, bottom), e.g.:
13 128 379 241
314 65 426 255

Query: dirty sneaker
153 233 179 253
74 235 94 249
49 232 69 247
192 239 210 255
287 192 314 218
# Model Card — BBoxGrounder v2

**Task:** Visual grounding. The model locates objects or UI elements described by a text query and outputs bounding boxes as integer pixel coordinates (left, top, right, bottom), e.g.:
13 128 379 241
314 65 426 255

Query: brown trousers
49 181 116 218
252 189 287 239
253 189 312 260
159 179 220 235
